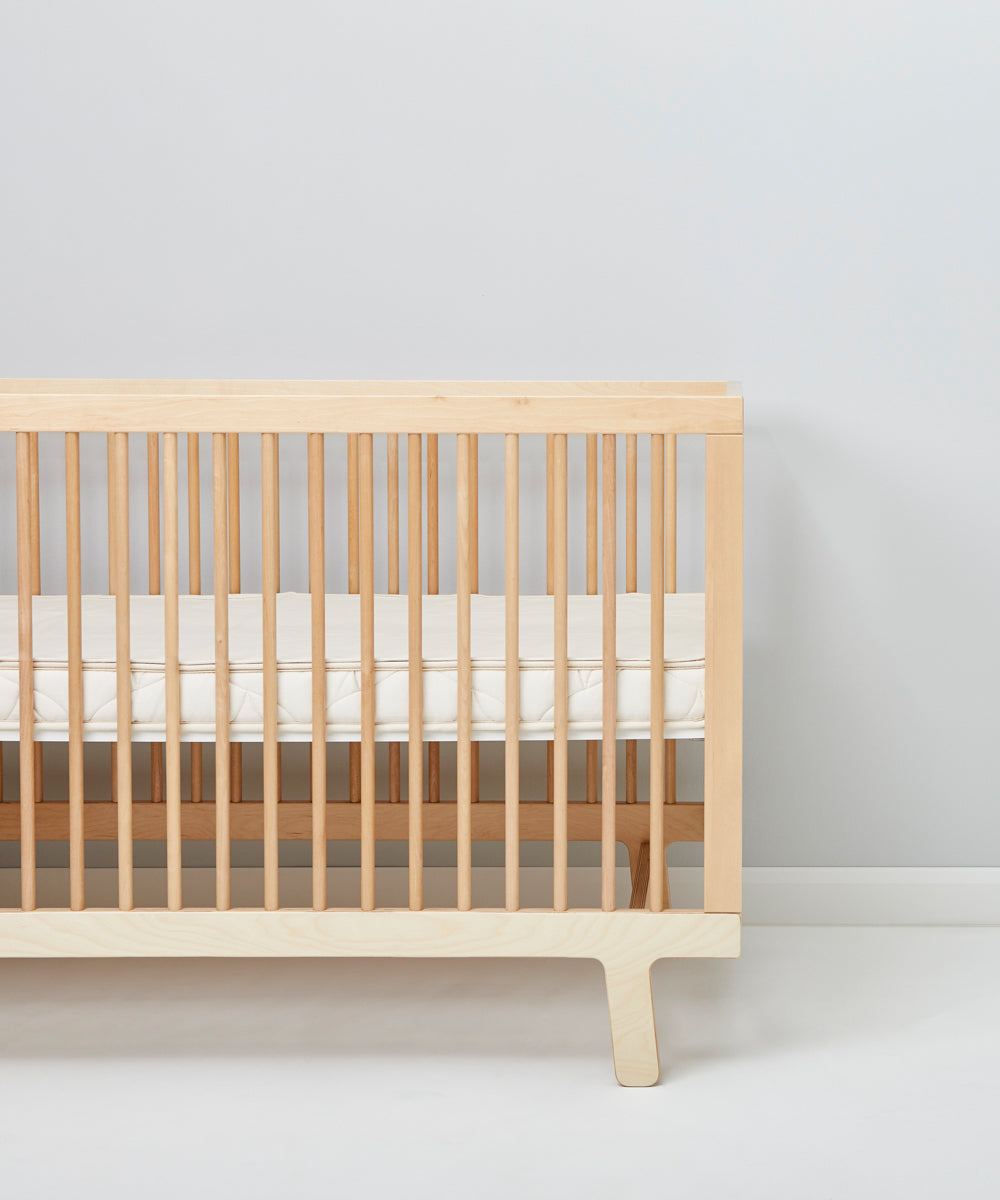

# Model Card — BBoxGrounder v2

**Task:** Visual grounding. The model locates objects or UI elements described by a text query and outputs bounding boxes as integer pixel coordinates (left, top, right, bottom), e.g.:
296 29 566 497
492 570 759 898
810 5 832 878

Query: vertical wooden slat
649 435 665 912
586 434 598 806
504 434 519 912
16 434 36 911
107 435 117 806
308 433 327 911
601 434 617 911
147 433 164 806
347 433 361 805
552 434 569 912
546 433 554 806
665 433 678 810
66 433 84 910
211 434 231 912
187 433 203 805
262 433 280 911
387 434 400 805
112 432 133 910
456 434 472 910
470 433 480 805
407 434 423 911
426 433 440 804
626 433 637 806
359 433 376 911
164 433 182 911
227 432 243 805
29 432 42 806
704 434 743 913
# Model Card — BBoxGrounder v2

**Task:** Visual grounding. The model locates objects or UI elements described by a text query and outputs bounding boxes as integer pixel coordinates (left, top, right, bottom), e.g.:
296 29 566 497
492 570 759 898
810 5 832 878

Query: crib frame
0 380 743 1085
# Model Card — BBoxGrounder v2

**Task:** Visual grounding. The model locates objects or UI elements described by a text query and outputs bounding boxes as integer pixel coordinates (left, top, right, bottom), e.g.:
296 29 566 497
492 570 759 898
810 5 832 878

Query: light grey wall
1 1 997 867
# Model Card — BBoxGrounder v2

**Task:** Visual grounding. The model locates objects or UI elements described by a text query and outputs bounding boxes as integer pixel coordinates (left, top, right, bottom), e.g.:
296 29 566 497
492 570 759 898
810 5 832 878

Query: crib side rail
2 381 742 921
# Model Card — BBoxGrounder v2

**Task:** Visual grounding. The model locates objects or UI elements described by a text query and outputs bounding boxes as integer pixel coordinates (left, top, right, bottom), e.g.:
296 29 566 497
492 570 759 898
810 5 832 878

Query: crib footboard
0 379 743 1085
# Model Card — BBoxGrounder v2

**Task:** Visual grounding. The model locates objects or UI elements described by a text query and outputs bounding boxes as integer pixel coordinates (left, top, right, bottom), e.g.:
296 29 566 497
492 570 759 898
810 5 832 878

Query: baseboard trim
2 867 997 925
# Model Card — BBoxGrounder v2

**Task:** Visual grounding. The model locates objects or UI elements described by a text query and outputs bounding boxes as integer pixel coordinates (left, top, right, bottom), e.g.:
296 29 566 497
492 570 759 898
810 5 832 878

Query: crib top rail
0 379 743 434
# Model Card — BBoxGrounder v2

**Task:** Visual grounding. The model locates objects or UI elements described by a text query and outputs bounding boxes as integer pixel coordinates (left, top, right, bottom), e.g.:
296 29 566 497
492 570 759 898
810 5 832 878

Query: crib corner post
602 954 660 1087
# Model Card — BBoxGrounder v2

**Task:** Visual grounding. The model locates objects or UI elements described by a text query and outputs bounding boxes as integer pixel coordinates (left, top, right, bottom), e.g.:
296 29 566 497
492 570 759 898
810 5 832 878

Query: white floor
0 926 997 1199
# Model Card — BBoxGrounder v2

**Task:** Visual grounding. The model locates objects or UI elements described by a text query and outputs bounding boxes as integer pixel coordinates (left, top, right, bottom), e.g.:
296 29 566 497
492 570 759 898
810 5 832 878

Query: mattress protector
0 593 705 742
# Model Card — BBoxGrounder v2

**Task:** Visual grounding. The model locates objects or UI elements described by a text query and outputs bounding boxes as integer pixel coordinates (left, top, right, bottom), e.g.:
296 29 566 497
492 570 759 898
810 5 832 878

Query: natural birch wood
387 434 400 805
0 799 706 846
29 432 42 807
212 435 231 911
604 961 660 1086
187 433 203 805
470 433 480 805
164 434 182 911
505 434 519 912
628 841 651 910
626 434 637 807
586 433 598 806
16 434 36 910
546 434 554 807
407 434 423 911
649 435 665 912
456 434 472 911
65 434 85 910
553 434 569 912
262 433 280 911
665 432 677 809
359 433 376 911
602 434 617 912
426 433 440 805
147 433 164 806
347 433 361 806
704 434 743 913
112 432 133 910
227 432 242 805
107 435 117 807
308 433 327 911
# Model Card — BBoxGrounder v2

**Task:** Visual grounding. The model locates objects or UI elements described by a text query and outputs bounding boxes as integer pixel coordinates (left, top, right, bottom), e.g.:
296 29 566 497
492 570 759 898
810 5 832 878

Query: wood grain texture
649 436 666 912
347 432 361 806
604 961 659 1086
187 433 203 805
704 435 743 914
427 433 440 805
0 381 742 435
227 433 242 806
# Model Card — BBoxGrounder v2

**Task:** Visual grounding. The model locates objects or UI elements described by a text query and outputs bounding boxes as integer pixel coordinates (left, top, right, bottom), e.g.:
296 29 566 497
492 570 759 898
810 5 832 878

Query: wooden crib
0 380 742 1085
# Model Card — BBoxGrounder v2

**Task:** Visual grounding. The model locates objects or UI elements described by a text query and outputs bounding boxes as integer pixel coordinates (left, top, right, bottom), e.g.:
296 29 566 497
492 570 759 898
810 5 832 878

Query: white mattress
0 593 705 743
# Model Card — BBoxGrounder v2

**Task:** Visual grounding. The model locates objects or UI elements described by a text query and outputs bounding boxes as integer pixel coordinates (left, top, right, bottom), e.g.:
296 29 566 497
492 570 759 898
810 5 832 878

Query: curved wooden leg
603 960 659 1086
628 841 650 909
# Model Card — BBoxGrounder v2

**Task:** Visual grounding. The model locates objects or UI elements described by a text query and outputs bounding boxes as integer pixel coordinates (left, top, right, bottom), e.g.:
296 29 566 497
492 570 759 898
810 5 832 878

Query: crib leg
603 959 660 1086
